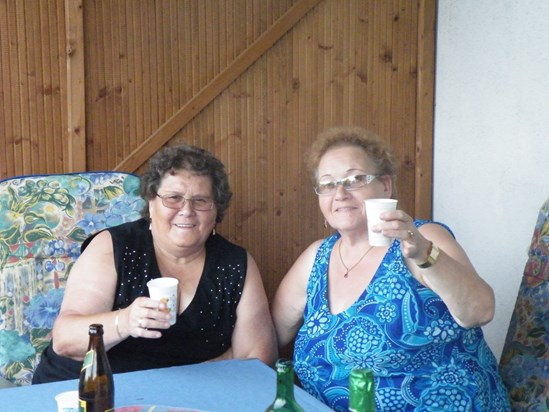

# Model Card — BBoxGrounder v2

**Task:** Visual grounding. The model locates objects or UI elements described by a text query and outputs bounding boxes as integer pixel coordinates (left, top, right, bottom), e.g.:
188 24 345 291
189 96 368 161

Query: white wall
434 1 549 360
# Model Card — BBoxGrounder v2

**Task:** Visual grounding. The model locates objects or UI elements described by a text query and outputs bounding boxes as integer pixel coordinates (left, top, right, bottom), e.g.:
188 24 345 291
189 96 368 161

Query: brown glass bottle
348 368 375 412
78 324 115 412
264 359 305 412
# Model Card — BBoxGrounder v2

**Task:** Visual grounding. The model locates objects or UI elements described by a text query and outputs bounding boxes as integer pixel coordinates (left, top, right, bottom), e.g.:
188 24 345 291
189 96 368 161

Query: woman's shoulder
81 218 149 252
296 234 338 264
318 232 340 250
109 217 149 234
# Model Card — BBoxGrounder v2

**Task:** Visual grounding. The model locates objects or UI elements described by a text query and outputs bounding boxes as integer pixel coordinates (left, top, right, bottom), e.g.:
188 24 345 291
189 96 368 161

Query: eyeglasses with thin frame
156 194 215 211
314 174 378 195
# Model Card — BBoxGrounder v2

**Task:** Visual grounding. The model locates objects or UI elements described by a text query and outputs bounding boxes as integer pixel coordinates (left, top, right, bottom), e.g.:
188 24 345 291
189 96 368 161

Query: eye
192 197 209 206
167 194 184 202
340 176 355 187
318 181 336 191
351 175 368 185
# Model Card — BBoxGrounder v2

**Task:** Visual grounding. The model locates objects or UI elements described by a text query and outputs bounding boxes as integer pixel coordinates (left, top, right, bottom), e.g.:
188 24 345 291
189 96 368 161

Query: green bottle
348 369 375 412
265 359 305 412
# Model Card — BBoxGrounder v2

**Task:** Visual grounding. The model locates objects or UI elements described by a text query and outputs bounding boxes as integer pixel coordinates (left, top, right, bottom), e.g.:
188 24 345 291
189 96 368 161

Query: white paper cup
365 198 398 246
147 277 179 325
55 390 78 412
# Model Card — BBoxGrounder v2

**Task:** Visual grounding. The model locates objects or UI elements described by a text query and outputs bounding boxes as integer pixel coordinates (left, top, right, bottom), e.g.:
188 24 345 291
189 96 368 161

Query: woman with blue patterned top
272 127 510 411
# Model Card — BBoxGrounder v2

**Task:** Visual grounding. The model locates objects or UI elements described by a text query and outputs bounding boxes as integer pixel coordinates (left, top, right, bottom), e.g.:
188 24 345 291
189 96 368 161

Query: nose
177 198 195 214
333 183 350 199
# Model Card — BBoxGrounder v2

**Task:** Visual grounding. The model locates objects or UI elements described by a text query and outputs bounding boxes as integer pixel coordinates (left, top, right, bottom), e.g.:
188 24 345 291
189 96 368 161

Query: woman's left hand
371 209 431 264
120 296 171 339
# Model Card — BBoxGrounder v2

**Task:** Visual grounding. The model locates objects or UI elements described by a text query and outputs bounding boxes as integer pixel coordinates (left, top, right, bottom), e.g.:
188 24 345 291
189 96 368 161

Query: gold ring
407 230 415 239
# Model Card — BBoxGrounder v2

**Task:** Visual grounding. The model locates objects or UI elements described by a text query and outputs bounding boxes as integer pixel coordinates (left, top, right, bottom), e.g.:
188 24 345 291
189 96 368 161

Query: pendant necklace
338 239 374 278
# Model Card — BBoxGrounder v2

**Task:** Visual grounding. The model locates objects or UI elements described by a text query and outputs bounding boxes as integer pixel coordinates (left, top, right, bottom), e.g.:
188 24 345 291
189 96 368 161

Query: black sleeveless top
33 218 247 383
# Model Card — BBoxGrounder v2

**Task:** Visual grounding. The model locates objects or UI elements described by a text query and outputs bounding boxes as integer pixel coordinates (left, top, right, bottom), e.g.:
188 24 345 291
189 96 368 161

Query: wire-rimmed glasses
156 194 215 211
314 174 378 195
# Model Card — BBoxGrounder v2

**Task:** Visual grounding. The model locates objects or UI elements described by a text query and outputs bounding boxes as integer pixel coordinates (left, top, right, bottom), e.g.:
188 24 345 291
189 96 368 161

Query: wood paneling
0 0 68 176
114 0 321 172
65 0 86 170
0 0 436 303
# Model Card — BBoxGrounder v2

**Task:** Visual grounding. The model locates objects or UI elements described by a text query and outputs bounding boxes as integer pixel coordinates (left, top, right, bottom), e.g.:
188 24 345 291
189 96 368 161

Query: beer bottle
264 359 305 412
348 368 375 412
78 324 115 412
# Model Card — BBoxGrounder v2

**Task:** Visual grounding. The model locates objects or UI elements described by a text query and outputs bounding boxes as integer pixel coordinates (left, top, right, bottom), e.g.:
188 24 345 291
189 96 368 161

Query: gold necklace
338 239 374 278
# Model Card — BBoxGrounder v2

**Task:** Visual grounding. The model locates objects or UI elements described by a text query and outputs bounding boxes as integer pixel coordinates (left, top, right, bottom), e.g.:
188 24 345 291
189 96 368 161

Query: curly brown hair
140 144 232 223
305 126 398 198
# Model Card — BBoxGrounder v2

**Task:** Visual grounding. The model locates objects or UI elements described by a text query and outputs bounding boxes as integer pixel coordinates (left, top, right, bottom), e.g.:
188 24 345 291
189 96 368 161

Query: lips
334 206 356 212
174 222 195 228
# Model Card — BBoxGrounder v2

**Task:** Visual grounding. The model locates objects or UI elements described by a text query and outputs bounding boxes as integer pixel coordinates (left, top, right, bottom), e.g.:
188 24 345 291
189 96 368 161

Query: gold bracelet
114 310 123 338
418 242 440 268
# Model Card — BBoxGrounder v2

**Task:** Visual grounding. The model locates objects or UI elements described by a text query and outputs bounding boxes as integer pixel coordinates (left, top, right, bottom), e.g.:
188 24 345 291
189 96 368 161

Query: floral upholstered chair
0 172 145 386
500 198 549 412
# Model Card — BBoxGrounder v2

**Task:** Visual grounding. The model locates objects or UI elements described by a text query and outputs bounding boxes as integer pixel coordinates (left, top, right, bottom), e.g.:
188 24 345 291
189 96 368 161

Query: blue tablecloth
0 358 333 412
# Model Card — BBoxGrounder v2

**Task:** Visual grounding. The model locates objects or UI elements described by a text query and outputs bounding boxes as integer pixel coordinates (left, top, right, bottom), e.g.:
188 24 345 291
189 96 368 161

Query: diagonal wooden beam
114 0 323 172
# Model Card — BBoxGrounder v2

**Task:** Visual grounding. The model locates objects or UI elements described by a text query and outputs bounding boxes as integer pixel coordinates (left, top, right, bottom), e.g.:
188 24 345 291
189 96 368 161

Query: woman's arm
376 211 495 328
227 252 278 365
52 231 170 360
272 241 319 350
408 223 495 328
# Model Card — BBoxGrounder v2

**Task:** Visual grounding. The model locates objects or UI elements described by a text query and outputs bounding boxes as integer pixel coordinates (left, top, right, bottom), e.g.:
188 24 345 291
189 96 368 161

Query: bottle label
81 350 96 372
79 399 114 412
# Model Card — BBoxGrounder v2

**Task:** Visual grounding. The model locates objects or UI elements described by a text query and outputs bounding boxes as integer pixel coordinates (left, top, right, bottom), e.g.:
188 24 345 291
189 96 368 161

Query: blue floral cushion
500 198 549 412
0 172 145 386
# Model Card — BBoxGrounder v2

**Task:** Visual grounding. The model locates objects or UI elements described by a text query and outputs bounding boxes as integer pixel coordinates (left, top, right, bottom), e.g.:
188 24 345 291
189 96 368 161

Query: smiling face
317 144 392 235
149 170 217 256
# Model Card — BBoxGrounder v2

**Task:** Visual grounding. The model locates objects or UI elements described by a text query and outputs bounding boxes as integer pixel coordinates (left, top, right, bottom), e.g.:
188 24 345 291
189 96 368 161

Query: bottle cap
89 324 104 335
274 358 293 371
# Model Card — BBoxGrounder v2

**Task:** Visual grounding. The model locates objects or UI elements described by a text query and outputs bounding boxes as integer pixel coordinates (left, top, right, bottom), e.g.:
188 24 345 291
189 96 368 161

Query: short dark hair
140 144 232 223
305 126 398 198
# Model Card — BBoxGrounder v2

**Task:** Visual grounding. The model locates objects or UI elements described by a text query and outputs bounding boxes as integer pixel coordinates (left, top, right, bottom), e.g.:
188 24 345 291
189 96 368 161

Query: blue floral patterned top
293 220 510 411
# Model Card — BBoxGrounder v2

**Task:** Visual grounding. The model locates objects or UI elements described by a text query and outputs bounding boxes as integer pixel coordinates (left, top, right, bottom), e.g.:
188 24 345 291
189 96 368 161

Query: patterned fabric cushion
0 172 145 386
500 198 549 412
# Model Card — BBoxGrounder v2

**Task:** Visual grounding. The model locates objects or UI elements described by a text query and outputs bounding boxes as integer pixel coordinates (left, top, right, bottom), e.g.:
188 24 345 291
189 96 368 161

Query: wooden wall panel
0 0 436 304
66 0 86 170
0 0 67 177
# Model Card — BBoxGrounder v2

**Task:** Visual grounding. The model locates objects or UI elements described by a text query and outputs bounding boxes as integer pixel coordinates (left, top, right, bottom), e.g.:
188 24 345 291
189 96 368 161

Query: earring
149 219 152 230
212 226 216 236
324 219 328 229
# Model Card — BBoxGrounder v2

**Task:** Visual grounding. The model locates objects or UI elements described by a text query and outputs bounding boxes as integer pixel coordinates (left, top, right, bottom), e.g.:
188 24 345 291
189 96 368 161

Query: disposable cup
55 390 78 412
365 198 398 246
147 277 179 325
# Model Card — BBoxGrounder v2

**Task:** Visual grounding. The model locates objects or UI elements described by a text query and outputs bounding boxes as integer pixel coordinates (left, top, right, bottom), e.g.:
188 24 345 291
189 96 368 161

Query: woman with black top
33 144 277 383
